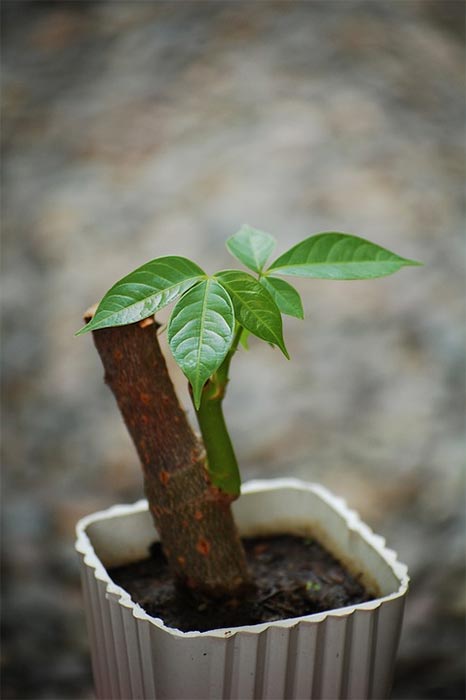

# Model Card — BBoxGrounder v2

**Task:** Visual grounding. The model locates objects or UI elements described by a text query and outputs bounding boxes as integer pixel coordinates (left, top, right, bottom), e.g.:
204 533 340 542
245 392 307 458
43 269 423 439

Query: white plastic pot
76 478 408 700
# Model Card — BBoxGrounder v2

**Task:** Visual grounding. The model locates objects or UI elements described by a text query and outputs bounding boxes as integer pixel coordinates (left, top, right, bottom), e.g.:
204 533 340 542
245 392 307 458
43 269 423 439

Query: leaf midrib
269 257 407 271
250 238 266 271
193 279 211 393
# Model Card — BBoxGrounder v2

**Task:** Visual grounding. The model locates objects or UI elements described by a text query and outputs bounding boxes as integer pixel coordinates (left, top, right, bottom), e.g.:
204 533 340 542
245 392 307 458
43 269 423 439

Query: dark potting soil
108 534 374 633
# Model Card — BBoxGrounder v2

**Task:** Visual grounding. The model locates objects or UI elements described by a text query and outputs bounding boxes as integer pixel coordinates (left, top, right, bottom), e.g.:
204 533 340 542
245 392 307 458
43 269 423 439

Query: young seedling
78 226 419 598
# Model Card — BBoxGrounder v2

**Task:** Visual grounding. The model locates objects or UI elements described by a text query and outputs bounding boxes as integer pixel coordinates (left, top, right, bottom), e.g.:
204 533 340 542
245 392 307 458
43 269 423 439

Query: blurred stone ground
1 1 464 698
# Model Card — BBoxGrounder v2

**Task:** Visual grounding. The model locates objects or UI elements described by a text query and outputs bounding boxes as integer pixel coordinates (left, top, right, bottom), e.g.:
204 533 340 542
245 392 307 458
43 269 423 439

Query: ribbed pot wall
76 479 409 700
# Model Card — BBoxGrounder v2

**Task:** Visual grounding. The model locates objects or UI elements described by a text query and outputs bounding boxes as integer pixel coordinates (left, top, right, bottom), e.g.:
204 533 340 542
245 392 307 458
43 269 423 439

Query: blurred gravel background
2 1 465 698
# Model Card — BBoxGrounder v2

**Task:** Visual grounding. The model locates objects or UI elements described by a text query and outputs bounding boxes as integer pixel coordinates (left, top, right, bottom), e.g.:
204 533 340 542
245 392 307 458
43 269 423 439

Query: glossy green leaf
260 276 304 319
226 224 276 274
215 270 289 358
76 256 205 334
268 233 421 280
168 279 235 409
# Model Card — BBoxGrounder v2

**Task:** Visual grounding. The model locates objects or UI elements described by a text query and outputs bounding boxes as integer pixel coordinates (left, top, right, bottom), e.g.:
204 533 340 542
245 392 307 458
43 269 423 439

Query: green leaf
260 276 304 319
215 270 289 358
168 279 235 409
226 224 276 274
76 256 205 334
268 233 421 280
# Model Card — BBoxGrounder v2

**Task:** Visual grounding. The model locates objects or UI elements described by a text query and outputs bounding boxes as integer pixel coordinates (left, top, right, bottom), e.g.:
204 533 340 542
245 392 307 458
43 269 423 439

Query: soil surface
109 534 373 632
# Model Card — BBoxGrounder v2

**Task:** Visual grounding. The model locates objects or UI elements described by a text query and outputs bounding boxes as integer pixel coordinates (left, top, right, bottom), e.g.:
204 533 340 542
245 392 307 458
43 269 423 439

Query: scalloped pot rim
75 478 409 639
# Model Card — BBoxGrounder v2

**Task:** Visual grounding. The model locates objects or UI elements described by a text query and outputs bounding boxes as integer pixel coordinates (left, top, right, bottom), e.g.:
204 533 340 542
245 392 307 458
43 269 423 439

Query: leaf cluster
77 226 420 408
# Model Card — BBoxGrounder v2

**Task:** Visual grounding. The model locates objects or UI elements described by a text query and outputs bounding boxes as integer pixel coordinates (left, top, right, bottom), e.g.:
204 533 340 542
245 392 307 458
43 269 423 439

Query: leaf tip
192 382 203 410
281 343 291 360
295 306 305 320
75 324 91 336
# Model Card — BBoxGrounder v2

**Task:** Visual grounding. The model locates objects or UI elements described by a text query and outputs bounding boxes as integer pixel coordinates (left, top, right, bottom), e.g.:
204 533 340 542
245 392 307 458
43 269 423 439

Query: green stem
193 326 243 496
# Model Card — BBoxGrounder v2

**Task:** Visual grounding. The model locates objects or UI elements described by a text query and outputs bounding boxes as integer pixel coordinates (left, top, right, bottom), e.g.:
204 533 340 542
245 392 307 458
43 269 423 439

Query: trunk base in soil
108 533 374 633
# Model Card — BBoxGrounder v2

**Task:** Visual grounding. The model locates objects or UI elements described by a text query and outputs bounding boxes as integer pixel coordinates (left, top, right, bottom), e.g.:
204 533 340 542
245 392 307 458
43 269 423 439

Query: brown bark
84 308 250 598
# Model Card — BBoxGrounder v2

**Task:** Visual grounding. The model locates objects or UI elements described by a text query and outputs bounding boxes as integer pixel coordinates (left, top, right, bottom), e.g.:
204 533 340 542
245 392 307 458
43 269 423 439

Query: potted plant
76 226 418 699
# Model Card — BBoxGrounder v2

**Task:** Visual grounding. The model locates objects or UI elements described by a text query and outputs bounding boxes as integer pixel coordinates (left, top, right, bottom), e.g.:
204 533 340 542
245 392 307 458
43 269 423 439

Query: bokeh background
2 1 465 698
